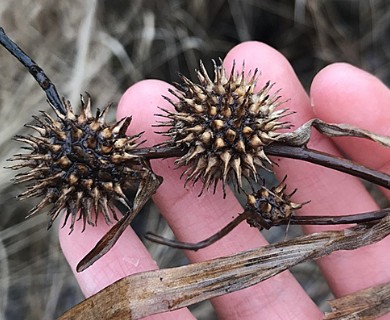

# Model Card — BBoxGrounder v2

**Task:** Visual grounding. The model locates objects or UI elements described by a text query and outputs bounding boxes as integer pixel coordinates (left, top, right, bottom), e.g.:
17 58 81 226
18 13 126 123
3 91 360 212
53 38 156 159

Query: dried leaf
279 119 390 148
58 216 390 320
324 282 390 320
76 171 163 272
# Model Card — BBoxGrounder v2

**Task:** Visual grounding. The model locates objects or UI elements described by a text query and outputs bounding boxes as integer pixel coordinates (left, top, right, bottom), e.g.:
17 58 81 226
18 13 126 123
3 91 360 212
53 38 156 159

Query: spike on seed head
157 60 292 196
9 94 148 232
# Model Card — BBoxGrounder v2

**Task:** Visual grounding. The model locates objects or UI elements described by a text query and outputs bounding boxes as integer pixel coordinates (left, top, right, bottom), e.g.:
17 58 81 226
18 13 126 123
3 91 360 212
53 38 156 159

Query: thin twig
132 145 185 159
145 211 252 250
288 208 390 225
265 144 390 190
0 27 65 114
145 208 390 250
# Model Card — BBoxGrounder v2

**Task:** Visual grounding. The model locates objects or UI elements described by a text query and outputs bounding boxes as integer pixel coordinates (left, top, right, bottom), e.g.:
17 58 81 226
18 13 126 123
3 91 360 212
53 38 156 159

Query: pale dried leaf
58 216 390 319
279 119 390 148
324 282 390 320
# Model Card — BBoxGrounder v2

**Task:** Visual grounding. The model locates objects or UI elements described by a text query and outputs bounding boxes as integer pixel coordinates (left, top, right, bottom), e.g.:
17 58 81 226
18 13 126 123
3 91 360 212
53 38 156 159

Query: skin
60 42 390 319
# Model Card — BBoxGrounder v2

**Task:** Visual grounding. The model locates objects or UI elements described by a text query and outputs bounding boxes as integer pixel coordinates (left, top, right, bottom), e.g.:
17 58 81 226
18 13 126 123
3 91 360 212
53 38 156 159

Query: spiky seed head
9 94 146 232
157 60 292 196
245 179 304 228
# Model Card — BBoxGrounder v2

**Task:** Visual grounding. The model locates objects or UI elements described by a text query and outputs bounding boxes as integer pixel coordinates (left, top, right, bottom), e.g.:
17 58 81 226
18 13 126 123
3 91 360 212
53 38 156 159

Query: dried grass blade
324 282 390 320
58 216 390 320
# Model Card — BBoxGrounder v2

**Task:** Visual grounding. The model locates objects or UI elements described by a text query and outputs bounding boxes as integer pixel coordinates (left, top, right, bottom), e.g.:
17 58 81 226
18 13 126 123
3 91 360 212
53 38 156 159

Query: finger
223 43 389 298
308 63 390 298
311 63 390 197
118 78 321 319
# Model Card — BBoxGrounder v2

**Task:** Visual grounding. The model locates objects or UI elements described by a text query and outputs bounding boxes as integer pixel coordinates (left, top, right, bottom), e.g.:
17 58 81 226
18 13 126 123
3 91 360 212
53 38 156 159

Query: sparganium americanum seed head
157 60 293 196
246 178 305 228
9 94 148 232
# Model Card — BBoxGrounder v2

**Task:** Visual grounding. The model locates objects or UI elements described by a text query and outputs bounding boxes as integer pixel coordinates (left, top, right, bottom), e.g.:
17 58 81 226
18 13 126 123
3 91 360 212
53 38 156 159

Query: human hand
60 42 390 320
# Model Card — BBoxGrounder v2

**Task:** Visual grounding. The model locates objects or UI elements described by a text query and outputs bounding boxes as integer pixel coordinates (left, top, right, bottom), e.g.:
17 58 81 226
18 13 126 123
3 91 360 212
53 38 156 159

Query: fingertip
310 63 361 110
311 63 390 133
224 41 293 82
117 79 174 145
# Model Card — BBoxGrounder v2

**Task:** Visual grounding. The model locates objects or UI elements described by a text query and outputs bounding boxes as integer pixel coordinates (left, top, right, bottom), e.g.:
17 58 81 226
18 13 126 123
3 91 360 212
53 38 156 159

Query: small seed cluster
246 179 304 229
157 60 291 195
9 95 147 232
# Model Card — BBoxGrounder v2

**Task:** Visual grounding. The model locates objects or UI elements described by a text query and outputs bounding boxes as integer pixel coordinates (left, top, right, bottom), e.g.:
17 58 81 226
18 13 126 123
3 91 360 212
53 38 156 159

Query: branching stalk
145 208 390 250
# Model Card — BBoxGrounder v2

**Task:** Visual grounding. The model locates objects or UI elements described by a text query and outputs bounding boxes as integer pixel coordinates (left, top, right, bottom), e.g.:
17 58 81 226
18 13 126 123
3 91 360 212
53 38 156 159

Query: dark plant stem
285 208 390 225
134 143 390 190
146 208 390 250
133 145 186 159
0 27 65 115
265 144 390 190
145 211 252 250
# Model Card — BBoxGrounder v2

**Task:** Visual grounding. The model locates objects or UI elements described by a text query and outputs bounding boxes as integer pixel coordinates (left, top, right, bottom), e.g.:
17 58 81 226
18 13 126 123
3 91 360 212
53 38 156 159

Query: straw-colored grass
0 1 388 318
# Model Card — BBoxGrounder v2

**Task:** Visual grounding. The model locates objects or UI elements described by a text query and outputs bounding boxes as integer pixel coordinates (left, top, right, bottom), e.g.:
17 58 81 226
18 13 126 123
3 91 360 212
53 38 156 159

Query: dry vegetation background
0 1 389 319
